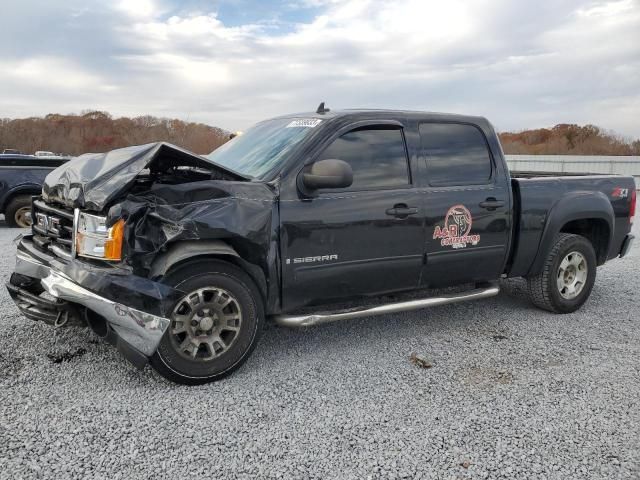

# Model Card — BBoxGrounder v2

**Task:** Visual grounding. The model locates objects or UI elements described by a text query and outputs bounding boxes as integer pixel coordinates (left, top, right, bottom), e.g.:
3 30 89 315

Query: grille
32 199 75 259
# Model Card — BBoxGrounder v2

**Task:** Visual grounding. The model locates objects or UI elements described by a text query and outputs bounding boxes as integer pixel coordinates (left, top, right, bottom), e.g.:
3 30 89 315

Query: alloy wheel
556 251 588 300
169 287 242 361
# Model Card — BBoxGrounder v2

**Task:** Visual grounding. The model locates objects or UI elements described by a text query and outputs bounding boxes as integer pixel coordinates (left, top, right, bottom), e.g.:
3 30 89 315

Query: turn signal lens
104 219 124 261
75 213 125 261
631 189 636 224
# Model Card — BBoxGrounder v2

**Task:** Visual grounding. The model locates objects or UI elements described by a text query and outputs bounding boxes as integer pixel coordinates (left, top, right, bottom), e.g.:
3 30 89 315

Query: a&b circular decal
433 204 480 249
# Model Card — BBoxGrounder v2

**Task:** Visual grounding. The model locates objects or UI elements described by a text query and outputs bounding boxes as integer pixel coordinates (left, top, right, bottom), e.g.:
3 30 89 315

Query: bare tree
0 112 230 156
499 124 640 155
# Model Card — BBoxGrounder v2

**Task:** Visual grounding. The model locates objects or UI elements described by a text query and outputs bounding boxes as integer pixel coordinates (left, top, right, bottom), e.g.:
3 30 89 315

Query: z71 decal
612 187 629 198
433 204 480 249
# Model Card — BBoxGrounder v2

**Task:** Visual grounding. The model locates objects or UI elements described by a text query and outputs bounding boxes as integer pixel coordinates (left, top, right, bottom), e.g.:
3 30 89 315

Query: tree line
0 111 230 156
499 124 640 156
1 112 639 157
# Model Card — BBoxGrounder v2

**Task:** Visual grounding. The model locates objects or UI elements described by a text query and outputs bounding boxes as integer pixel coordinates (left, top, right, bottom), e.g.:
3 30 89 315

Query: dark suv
0 154 69 227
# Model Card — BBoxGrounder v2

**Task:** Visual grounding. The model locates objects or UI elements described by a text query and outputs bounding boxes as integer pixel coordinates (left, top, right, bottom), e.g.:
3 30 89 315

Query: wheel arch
0 184 40 212
528 191 613 276
560 218 610 265
148 240 268 305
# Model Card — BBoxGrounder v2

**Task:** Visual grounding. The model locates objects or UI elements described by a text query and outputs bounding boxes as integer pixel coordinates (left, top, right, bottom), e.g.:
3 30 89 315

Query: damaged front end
7 142 279 369
8 243 177 368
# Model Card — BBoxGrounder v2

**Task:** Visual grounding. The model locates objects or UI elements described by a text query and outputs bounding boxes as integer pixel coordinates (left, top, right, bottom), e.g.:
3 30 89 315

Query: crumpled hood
42 142 247 211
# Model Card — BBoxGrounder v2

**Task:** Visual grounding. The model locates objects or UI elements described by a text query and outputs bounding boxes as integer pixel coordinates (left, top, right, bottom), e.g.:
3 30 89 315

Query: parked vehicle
7 108 635 384
2 149 22 155
0 154 69 227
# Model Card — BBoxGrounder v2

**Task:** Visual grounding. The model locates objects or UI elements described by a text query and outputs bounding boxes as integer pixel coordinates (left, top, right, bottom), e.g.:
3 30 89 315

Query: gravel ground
0 218 639 479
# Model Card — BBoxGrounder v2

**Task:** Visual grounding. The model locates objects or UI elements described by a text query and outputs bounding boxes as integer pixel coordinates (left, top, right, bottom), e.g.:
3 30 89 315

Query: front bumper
7 235 180 363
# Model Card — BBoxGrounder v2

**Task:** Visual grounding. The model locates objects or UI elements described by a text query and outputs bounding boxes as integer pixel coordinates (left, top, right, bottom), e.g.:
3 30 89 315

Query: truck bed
0 156 68 168
507 173 635 277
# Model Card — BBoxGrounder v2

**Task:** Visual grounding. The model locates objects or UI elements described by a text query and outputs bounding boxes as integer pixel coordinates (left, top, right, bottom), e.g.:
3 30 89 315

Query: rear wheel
150 260 263 385
527 233 596 313
5 195 32 228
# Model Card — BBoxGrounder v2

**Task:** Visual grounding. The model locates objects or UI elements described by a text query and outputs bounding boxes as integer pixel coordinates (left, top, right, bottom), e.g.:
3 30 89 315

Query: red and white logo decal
433 204 480 249
612 187 629 199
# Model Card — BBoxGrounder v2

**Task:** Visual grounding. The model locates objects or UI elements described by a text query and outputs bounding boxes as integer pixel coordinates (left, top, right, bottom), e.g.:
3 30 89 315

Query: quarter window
419 123 493 186
317 126 410 190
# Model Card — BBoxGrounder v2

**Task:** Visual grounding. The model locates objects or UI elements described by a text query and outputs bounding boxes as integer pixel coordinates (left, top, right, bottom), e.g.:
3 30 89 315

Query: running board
273 284 500 328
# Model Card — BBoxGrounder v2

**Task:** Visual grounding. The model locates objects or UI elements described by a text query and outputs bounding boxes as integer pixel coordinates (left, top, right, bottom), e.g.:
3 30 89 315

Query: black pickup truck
0 154 69 227
7 108 635 384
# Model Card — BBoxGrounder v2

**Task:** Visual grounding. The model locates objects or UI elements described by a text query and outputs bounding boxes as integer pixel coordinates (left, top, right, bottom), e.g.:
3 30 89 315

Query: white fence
505 155 640 188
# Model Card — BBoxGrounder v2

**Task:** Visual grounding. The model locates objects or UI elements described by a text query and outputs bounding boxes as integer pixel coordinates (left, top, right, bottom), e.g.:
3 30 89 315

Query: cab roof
272 108 492 129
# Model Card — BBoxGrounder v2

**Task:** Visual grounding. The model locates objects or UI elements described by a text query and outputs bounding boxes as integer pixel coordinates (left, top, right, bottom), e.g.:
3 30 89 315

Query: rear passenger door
280 124 425 311
419 122 510 287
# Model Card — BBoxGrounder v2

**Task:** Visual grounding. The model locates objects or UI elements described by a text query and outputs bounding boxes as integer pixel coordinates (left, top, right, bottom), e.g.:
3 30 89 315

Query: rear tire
527 233 596 313
5 195 32 228
150 260 264 385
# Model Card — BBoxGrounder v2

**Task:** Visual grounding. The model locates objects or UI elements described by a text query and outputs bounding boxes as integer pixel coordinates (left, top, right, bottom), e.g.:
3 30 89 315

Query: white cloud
0 0 638 137
4 57 115 92
117 52 232 86
116 0 157 18
577 0 635 18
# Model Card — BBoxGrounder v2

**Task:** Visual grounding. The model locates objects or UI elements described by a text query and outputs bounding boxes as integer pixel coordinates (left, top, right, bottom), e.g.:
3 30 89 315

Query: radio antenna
316 102 330 114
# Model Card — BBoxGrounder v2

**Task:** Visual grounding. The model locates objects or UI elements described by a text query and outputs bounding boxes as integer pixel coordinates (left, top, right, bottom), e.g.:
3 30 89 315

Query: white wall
505 155 640 188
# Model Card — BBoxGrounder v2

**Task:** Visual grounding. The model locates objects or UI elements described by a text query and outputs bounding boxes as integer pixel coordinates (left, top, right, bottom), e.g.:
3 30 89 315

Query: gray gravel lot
0 218 639 480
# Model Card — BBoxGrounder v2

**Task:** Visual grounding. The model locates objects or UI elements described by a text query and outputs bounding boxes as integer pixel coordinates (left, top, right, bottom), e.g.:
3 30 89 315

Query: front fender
149 239 240 278
528 191 614 276
148 239 268 304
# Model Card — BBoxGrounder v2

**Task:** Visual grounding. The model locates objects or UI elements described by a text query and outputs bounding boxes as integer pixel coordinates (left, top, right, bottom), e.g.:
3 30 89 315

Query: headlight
75 212 124 261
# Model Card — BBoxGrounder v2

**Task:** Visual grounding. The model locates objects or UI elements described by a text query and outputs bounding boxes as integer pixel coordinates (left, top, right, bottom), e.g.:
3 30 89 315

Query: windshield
206 118 322 179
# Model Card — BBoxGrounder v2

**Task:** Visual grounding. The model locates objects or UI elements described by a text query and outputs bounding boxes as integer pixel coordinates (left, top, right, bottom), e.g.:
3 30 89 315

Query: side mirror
302 159 353 190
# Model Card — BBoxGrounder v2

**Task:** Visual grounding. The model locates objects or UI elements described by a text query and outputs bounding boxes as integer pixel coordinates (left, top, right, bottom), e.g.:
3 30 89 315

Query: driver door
279 124 425 311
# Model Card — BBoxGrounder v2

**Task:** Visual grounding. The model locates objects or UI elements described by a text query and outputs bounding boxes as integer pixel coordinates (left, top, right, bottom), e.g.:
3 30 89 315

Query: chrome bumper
14 250 170 356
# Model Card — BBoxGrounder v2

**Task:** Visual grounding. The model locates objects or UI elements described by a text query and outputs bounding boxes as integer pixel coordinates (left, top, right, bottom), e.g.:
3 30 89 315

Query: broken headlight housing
74 211 124 261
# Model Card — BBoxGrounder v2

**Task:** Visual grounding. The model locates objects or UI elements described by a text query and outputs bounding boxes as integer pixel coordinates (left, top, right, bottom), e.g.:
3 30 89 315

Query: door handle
479 198 505 210
386 204 418 218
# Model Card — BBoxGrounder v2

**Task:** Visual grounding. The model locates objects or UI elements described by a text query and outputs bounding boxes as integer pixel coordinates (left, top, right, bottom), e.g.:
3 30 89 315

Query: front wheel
527 233 597 313
150 260 264 385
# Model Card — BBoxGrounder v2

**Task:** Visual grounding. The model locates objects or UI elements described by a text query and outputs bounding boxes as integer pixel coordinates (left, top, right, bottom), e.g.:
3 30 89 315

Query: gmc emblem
35 212 61 235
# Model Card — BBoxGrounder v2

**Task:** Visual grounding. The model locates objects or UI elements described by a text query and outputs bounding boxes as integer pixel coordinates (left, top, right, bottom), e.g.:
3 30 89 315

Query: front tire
527 233 597 313
5 195 32 228
150 260 264 385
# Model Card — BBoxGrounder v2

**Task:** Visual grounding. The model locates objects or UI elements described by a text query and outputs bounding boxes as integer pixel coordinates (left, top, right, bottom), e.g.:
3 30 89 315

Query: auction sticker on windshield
286 119 323 128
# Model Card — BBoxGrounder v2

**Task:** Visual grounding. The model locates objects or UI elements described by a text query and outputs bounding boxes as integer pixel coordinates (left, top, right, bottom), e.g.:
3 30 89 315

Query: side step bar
274 284 500 328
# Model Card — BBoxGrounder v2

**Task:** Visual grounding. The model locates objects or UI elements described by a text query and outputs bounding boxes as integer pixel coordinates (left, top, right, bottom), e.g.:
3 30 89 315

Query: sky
1 0 639 137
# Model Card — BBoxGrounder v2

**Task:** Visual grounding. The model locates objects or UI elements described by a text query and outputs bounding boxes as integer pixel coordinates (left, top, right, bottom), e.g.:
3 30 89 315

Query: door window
419 123 493 186
317 126 410 190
